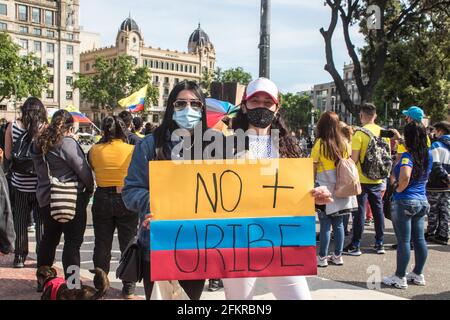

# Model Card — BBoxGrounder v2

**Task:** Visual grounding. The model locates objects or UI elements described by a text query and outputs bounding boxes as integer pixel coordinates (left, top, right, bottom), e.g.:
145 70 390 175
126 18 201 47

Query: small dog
36 266 110 300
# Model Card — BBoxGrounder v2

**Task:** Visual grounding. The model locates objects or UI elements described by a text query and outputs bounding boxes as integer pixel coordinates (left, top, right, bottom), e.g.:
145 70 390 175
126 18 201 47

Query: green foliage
215 67 252 85
73 55 159 111
0 32 48 104
280 93 314 131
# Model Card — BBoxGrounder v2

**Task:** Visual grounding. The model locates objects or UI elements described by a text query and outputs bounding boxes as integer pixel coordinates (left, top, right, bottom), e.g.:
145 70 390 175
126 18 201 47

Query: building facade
0 0 80 120
80 18 216 125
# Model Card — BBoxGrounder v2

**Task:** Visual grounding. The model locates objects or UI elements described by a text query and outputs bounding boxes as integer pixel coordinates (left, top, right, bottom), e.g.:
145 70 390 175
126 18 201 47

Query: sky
79 0 365 93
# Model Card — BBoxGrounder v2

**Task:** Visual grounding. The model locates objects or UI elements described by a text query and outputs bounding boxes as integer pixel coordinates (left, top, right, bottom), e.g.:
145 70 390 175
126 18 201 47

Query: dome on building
120 16 140 33
188 23 211 48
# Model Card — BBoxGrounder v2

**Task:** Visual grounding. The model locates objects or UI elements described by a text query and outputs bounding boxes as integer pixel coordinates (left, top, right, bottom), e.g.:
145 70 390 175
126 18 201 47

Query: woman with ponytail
88 116 138 299
32 110 94 286
4 97 47 268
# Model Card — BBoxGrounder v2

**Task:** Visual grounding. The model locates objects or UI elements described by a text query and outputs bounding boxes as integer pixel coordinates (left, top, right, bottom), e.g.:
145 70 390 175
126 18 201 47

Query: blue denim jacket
122 133 179 260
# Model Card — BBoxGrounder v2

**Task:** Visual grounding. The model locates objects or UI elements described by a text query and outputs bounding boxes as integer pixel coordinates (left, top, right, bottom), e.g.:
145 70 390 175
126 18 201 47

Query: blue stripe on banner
151 216 316 251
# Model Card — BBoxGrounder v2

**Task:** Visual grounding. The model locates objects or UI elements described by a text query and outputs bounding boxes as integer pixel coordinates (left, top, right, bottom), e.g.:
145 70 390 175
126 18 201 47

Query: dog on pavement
36 266 110 300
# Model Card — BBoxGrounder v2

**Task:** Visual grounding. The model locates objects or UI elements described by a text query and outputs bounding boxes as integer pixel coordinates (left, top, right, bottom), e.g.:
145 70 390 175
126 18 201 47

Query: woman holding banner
222 77 333 300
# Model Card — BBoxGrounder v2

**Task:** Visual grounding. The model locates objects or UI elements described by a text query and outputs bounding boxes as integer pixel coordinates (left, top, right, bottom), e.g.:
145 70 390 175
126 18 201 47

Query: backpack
335 157 362 198
356 127 392 180
11 131 36 176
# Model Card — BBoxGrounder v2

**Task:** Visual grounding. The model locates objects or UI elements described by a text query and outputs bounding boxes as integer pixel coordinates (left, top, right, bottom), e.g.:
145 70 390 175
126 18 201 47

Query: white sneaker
328 254 344 266
317 256 328 268
406 272 426 286
382 275 408 290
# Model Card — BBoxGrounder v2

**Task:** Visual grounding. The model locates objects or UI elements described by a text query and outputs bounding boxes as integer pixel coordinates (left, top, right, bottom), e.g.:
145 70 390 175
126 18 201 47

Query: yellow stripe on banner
149 158 315 220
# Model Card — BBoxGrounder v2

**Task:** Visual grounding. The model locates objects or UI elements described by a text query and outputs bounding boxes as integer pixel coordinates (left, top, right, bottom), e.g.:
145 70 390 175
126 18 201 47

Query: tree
281 93 314 132
73 55 159 111
320 0 450 118
0 32 48 104
373 11 450 123
215 67 252 85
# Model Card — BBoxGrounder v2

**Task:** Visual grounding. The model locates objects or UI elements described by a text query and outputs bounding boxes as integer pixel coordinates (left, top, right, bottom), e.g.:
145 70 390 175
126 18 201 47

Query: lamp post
331 96 336 112
259 0 271 78
393 96 400 127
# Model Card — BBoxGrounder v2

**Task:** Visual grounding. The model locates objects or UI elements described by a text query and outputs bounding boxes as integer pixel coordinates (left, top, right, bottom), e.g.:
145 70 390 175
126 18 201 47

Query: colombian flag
118 85 147 113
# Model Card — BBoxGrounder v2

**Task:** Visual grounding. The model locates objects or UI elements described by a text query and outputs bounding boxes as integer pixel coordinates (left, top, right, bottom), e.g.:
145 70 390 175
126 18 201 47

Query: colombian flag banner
149 159 317 281
118 85 147 113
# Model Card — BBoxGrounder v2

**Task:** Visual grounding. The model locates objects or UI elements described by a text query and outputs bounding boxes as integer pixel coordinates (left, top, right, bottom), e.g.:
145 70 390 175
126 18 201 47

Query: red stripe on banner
150 246 317 281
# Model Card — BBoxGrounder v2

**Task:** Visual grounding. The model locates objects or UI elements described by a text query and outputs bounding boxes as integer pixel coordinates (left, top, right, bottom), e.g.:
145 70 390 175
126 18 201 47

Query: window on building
45 10 54 26
171 63 174 71
46 43 54 53
34 41 41 52
67 33 74 40
176 64 179 72
32 8 41 23
164 88 169 96
133 57 138 65
153 75 159 84
67 45 73 55
85 63 90 71
47 30 55 38
66 76 73 85
184 65 188 72
194 66 197 74
48 75 54 83
18 5 28 21
189 65 193 73
152 114 159 123
66 91 73 100
67 61 73 70
47 90 54 99
174 78 179 84
0 22 7 30
47 59 54 68
164 77 169 84
19 26 28 33
165 62 169 70
33 28 41 35
0 4 7 16
19 39 28 50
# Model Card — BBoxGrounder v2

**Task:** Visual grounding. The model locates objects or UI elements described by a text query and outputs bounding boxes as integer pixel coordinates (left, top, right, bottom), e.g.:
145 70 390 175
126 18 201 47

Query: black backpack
11 131 36 176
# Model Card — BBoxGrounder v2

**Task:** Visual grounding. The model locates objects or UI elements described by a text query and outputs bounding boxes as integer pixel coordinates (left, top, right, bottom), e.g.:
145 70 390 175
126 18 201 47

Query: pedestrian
89 116 139 299
132 117 145 139
383 121 432 289
313 113 357 268
32 110 94 286
118 111 142 145
0 165 14 256
340 122 354 236
4 97 48 268
222 77 333 300
425 121 450 245
344 103 390 256
122 81 212 300
143 122 155 136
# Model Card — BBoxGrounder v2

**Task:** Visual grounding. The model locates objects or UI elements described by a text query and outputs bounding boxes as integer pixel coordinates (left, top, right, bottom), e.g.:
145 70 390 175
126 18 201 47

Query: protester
0 165 14 255
222 77 333 300
132 117 145 139
122 81 210 300
32 110 94 285
89 116 138 298
143 122 155 136
313 112 357 268
425 121 450 245
118 111 142 145
383 121 432 289
4 97 47 268
340 122 354 237
344 103 389 256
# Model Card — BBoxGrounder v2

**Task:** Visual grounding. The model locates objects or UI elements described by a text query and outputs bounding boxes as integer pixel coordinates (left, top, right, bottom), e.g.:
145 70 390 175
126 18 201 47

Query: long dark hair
20 97 48 139
98 116 128 144
36 110 74 154
404 121 429 180
153 80 208 160
315 112 347 162
231 105 303 158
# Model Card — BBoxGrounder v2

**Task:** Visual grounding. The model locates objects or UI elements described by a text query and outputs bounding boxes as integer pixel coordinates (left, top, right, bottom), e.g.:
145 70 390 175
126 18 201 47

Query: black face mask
246 108 276 129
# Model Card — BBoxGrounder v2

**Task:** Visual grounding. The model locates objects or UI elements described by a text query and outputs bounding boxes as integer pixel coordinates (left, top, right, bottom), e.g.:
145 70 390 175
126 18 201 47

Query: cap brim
246 91 279 104
402 110 409 116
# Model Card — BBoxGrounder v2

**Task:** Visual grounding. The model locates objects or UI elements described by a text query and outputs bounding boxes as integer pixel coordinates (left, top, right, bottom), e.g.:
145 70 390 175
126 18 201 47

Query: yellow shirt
312 139 350 173
89 139 134 187
352 124 390 184
396 136 431 154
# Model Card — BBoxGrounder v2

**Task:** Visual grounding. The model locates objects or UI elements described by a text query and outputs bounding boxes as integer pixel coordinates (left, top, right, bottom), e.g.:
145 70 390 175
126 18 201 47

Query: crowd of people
0 77 448 299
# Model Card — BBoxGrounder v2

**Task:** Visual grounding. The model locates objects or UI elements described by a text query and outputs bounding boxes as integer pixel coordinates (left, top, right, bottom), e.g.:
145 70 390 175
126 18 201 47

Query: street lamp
393 96 400 110
331 96 336 112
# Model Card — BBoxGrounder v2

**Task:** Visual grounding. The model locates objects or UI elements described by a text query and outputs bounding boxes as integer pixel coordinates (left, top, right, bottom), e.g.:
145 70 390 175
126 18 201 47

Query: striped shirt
11 121 38 193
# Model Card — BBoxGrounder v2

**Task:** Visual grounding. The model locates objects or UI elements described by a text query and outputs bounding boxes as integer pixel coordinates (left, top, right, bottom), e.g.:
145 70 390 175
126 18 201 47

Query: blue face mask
172 106 203 130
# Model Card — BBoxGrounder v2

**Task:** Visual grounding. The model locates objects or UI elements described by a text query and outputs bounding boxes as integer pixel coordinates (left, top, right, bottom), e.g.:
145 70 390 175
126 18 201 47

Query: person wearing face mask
122 81 210 300
222 78 333 300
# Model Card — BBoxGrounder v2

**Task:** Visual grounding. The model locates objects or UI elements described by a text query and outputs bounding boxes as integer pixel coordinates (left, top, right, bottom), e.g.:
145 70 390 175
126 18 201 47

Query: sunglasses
173 100 203 111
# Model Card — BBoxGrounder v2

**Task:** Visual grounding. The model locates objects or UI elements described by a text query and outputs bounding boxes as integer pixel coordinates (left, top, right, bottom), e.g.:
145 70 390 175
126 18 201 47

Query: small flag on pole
118 85 148 113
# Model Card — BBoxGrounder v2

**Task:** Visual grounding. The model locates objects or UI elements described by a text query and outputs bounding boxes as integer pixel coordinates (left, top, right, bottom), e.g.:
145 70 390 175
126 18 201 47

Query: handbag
44 153 78 223
116 237 142 283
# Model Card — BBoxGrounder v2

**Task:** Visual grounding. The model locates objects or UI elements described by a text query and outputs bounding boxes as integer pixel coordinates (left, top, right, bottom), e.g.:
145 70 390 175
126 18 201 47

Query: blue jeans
318 211 345 257
391 199 430 278
352 183 384 247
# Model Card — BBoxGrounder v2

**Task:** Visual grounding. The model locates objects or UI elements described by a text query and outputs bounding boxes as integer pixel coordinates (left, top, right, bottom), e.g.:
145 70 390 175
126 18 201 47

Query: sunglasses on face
173 100 203 112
